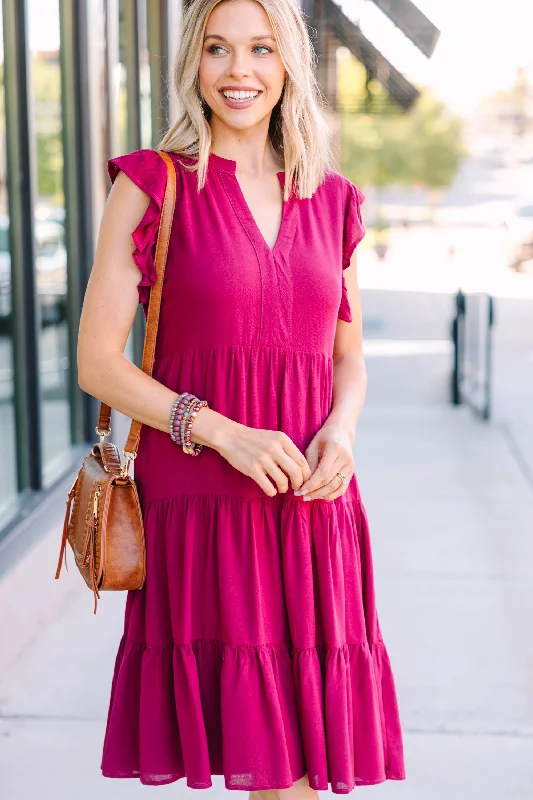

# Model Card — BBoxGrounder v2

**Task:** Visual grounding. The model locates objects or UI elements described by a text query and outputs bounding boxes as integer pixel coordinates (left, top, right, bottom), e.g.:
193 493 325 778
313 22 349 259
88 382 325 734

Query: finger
252 468 278 497
321 464 353 501
317 471 353 501
303 440 320 474
304 474 344 501
298 448 338 496
322 485 347 501
280 436 312 483
303 462 347 501
275 449 305 490
304 459 353 499
264 460 290 494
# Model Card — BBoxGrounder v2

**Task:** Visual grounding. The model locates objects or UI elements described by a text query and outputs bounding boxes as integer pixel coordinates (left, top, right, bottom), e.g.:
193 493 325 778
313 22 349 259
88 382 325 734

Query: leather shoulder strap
96 149 177 456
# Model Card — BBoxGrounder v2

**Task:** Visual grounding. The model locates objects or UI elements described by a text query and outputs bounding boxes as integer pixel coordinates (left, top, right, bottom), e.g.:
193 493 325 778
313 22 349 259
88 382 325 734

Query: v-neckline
209 152 294 257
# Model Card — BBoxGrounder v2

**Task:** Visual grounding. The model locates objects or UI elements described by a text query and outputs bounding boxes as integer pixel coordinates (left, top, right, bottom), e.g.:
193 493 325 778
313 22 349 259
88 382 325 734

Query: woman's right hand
208 417 312 497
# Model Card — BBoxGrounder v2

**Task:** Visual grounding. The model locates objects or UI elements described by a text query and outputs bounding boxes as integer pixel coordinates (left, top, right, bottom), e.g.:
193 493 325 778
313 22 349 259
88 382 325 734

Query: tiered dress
100 148 406 792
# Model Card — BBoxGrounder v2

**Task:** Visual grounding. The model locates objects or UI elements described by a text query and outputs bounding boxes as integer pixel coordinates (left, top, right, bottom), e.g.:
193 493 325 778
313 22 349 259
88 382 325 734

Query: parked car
0 212 67 324
505 200 533 272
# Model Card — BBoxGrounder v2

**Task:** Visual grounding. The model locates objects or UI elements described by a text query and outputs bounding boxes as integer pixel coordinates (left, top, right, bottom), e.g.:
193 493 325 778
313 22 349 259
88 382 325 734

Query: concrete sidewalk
1 396 532 799
358 404 533 798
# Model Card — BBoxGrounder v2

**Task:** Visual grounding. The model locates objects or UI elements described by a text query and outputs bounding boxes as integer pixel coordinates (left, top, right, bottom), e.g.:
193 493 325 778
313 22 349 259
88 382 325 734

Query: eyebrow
203 34 276 42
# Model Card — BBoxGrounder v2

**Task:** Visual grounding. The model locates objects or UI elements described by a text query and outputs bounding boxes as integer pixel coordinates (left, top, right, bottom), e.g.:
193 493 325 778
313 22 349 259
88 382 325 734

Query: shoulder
321 168 365 209
316 169 365 241
315 170 366 262
108 149 188 205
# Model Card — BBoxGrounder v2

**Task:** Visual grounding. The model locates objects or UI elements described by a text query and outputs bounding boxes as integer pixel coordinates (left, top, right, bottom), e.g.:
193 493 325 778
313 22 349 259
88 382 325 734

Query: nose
228 48 252 79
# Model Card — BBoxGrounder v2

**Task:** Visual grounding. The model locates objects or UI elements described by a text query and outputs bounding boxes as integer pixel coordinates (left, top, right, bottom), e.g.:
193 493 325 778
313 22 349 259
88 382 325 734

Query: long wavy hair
158 0 335 200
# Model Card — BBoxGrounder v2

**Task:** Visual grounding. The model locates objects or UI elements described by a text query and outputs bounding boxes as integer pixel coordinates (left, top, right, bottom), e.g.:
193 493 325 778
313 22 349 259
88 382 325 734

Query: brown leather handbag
54 149 176 614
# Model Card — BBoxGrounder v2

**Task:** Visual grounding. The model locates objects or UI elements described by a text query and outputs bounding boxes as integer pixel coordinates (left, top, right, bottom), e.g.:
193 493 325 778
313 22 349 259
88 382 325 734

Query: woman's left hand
293 423 355 501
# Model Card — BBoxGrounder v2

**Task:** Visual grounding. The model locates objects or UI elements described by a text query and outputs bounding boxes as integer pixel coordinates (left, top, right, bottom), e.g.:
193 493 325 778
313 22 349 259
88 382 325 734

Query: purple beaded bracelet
168 393 209 455
169 392 195 444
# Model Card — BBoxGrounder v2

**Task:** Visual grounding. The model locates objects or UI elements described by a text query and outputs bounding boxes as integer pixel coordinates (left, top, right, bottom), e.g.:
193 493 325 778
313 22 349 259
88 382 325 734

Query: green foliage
406 93 465 189
341 114 412 188
32 54 64 203
338 53 465 194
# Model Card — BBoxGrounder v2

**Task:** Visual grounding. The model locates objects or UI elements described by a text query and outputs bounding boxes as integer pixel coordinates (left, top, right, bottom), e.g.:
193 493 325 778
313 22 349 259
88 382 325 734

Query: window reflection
112 0 152 363
87 0 110 243
138 0 152 149
0 0 18 518
28 0 71 486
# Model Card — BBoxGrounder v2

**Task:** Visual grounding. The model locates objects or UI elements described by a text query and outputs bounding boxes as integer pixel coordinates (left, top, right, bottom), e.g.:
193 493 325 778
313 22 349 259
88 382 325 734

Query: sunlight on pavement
358 226 533 300
363 339 453 357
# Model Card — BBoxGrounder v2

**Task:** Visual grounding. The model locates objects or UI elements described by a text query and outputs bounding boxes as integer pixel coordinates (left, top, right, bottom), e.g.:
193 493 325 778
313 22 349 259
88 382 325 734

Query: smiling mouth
219 89 262 103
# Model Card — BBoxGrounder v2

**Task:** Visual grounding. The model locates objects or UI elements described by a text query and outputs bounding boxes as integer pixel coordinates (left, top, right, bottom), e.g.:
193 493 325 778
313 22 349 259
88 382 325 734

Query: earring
198 90 207 116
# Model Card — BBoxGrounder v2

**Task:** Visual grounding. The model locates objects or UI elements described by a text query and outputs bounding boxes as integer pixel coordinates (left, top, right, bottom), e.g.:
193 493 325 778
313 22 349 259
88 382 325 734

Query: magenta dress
100 148 406 792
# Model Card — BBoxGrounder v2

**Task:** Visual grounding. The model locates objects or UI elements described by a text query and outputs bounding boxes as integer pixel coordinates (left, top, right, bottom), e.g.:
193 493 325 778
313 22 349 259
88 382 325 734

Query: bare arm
78 171 310 495
295 251 367 500
77 169 232 440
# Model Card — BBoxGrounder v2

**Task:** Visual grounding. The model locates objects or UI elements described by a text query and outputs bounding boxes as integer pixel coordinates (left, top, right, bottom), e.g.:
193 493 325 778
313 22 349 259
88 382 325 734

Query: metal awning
370 0 440 59
325 0 421 109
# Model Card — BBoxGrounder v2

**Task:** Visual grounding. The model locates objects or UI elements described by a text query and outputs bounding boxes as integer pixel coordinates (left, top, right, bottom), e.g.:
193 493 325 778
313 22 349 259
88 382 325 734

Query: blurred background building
1 2 533 798
0 0 195 533
0 0 443 536
0 0 531 532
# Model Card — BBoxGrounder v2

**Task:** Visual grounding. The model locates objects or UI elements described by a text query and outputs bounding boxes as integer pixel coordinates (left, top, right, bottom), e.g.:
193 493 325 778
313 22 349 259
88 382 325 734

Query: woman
78 0 405 794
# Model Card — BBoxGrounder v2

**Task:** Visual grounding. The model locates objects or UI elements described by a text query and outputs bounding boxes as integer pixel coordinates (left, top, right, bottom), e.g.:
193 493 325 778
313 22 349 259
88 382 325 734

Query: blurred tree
32 54 64 203
406 93 465 218
405 91 465 189
338 52 464 219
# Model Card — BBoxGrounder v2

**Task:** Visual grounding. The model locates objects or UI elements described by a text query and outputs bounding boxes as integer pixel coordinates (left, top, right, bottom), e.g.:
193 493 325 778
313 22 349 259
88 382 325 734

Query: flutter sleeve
107 148 169 311
339 180 366 323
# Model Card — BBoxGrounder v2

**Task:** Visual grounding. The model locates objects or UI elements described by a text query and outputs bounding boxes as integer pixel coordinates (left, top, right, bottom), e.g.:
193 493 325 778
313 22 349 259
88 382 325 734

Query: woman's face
198 0 286 132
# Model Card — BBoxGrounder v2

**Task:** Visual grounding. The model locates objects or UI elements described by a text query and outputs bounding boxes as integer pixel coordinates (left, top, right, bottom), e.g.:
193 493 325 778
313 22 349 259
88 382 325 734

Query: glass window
0 0 19 519
28 0 72 486
87 0 110 245
110 0 148 364
113 0 129 155
138 1 152 149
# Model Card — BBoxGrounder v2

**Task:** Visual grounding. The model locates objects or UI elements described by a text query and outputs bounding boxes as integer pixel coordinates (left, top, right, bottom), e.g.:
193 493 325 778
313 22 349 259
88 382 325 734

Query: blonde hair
158 0 335 200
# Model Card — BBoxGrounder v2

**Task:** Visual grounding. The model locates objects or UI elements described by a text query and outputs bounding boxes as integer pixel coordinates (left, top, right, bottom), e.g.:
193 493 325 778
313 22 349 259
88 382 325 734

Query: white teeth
222 90 259 101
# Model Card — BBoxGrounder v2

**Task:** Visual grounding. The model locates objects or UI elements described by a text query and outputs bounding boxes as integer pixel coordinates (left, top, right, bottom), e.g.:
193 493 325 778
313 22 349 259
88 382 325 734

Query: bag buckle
95 426 112 444
121 450 137 477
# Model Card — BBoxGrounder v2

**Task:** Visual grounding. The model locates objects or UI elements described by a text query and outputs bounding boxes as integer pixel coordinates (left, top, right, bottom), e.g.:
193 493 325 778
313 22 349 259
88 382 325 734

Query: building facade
0 0 436 538
0 0 184 535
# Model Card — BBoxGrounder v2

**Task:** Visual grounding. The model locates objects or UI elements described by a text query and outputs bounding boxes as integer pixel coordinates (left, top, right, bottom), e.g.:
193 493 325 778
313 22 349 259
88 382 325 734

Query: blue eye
206 44 274 56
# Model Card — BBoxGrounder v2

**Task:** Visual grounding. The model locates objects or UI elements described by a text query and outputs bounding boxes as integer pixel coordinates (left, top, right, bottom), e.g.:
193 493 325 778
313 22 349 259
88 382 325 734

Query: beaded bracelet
176 395 197 445
168 392 209 455
169 392 195 444
171 395 199 449
182 399 208 456
179 395 198 447
179 396 205 454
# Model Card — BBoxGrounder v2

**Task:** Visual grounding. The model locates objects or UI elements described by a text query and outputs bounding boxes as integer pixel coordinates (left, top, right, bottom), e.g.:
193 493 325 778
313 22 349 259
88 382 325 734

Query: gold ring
336 471 349 486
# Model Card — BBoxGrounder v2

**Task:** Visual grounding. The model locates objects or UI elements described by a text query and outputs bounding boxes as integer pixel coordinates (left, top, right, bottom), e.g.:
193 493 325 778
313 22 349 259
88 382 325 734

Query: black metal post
483 296 494 421
451 289 464 406
2 0 42 490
